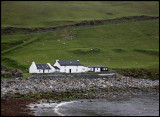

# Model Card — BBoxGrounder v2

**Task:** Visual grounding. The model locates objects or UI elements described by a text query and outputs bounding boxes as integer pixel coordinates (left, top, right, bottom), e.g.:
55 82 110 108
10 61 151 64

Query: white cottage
53 60 88 73
29 60 108 73
29 62 55 73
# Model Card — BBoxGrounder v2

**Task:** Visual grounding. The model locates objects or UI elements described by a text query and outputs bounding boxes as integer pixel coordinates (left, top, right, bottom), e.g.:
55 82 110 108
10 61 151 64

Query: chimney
56 60 59 62
77 60 79 61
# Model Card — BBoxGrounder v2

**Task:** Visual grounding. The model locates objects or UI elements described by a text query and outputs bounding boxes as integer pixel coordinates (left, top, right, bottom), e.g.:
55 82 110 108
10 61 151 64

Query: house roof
36 64 51 69
58 60 83 66
85 65 106 68
53 66 60 69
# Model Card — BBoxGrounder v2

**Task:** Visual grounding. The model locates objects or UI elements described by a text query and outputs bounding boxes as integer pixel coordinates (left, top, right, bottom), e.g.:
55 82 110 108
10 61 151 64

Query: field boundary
2 15 159 35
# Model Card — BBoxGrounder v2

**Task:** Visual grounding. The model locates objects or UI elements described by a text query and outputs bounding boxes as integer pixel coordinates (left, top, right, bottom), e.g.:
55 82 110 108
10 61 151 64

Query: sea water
28 94 159 116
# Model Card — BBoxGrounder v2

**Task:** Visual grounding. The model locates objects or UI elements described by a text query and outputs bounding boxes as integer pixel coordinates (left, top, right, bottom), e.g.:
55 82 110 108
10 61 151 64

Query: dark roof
36 64 51 69
58 60 83 66
53 66 60 69
85 65 107 68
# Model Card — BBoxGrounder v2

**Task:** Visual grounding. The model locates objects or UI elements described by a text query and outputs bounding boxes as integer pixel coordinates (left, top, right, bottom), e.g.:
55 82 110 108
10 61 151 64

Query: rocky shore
1 72 159 98
1 72 159 116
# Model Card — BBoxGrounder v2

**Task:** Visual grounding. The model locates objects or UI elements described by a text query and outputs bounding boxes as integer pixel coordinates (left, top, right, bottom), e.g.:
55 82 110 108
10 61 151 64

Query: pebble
1 73 159 98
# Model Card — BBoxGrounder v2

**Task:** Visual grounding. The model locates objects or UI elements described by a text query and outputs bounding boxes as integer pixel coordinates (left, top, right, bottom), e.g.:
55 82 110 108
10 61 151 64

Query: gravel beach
1 72 159 116
1 73 159 98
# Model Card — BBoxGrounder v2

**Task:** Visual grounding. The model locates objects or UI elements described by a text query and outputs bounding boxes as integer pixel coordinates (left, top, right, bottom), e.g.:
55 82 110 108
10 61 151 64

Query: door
69 69 71 73
93 67 95 72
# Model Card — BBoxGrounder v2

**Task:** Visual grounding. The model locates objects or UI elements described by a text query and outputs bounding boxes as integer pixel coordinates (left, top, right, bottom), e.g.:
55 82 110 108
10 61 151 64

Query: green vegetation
133 49 159 56
116 68 159 80
1 20 159 70
22 73 32 77
68 48 101 54
1 1 159 79
11 86 159 101
12 90 88 101
1 1 159 28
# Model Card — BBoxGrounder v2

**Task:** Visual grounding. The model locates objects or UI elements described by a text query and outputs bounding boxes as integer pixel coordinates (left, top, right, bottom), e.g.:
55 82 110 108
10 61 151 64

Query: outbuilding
85 65 108 72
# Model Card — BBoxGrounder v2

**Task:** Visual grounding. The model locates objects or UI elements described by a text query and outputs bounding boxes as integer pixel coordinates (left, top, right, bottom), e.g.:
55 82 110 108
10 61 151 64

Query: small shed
86 65 108 72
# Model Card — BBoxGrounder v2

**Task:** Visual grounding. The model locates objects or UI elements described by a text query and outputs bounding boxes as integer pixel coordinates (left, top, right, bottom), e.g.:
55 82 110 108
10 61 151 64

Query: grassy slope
2 20 159 70
1 1 159 28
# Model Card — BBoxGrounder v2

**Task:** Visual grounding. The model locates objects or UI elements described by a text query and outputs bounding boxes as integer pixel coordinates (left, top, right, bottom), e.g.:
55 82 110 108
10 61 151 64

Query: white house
53 60 88 73
29 62 55 73
29 60 108 73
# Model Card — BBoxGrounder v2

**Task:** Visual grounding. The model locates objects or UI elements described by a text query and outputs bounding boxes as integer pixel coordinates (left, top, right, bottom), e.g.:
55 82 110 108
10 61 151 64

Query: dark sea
28 94 159 116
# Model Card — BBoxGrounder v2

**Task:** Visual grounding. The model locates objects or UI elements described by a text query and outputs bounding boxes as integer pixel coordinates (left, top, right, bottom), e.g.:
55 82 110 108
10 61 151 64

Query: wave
54 101 77 116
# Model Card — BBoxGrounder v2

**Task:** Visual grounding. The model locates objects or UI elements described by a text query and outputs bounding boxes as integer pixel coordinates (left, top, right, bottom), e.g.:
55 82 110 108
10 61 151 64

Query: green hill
1 1 159 79
2 19 159 69
2 1 159 28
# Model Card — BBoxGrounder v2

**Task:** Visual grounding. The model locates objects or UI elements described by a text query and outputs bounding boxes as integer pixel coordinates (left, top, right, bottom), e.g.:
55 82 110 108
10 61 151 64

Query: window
76 69 78 72
39 70 41 72
97 68 98 70
48 70 49 72
64 69 66 72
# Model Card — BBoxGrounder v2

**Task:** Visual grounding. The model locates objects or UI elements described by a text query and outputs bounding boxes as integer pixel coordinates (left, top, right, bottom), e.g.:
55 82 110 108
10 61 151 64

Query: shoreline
28 94 159 116
1 73 159 116
1 73 159 98
1 86 159 116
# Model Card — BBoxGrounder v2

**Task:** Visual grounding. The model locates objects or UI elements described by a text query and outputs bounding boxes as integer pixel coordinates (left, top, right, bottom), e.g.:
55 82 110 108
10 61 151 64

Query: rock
1 73 159 98
34 106 38 108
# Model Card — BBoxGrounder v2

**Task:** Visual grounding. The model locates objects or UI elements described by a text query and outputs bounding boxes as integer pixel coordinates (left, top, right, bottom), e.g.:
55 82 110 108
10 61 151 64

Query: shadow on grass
133 49 159 56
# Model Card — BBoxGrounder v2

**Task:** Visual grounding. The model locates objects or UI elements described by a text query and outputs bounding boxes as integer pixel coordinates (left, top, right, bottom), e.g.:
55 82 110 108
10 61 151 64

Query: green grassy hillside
1 1 159 79
2 20 159 70
2 1 159 28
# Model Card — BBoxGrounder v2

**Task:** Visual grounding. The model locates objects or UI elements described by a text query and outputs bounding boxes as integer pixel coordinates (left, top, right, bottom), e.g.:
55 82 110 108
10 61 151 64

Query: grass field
1 1 159 79
1 20 159 70
1 1 159 28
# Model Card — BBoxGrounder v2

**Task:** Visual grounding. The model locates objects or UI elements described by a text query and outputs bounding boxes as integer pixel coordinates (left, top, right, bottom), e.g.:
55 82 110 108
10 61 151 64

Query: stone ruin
1 65 23 78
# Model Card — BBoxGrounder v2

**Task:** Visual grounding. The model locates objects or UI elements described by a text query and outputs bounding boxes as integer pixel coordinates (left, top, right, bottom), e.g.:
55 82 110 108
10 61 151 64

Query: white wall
53 60 88 73
37 69 43 73
86 67 101 72
60 66 87 73
29 62 55 73
29 62 39 73
95 68 101 72
61 66 86 73
53 60 61 68
47 63 55 73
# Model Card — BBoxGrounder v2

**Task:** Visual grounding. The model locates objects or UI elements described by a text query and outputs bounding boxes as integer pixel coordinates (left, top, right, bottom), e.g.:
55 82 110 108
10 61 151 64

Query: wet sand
1 98 39 116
